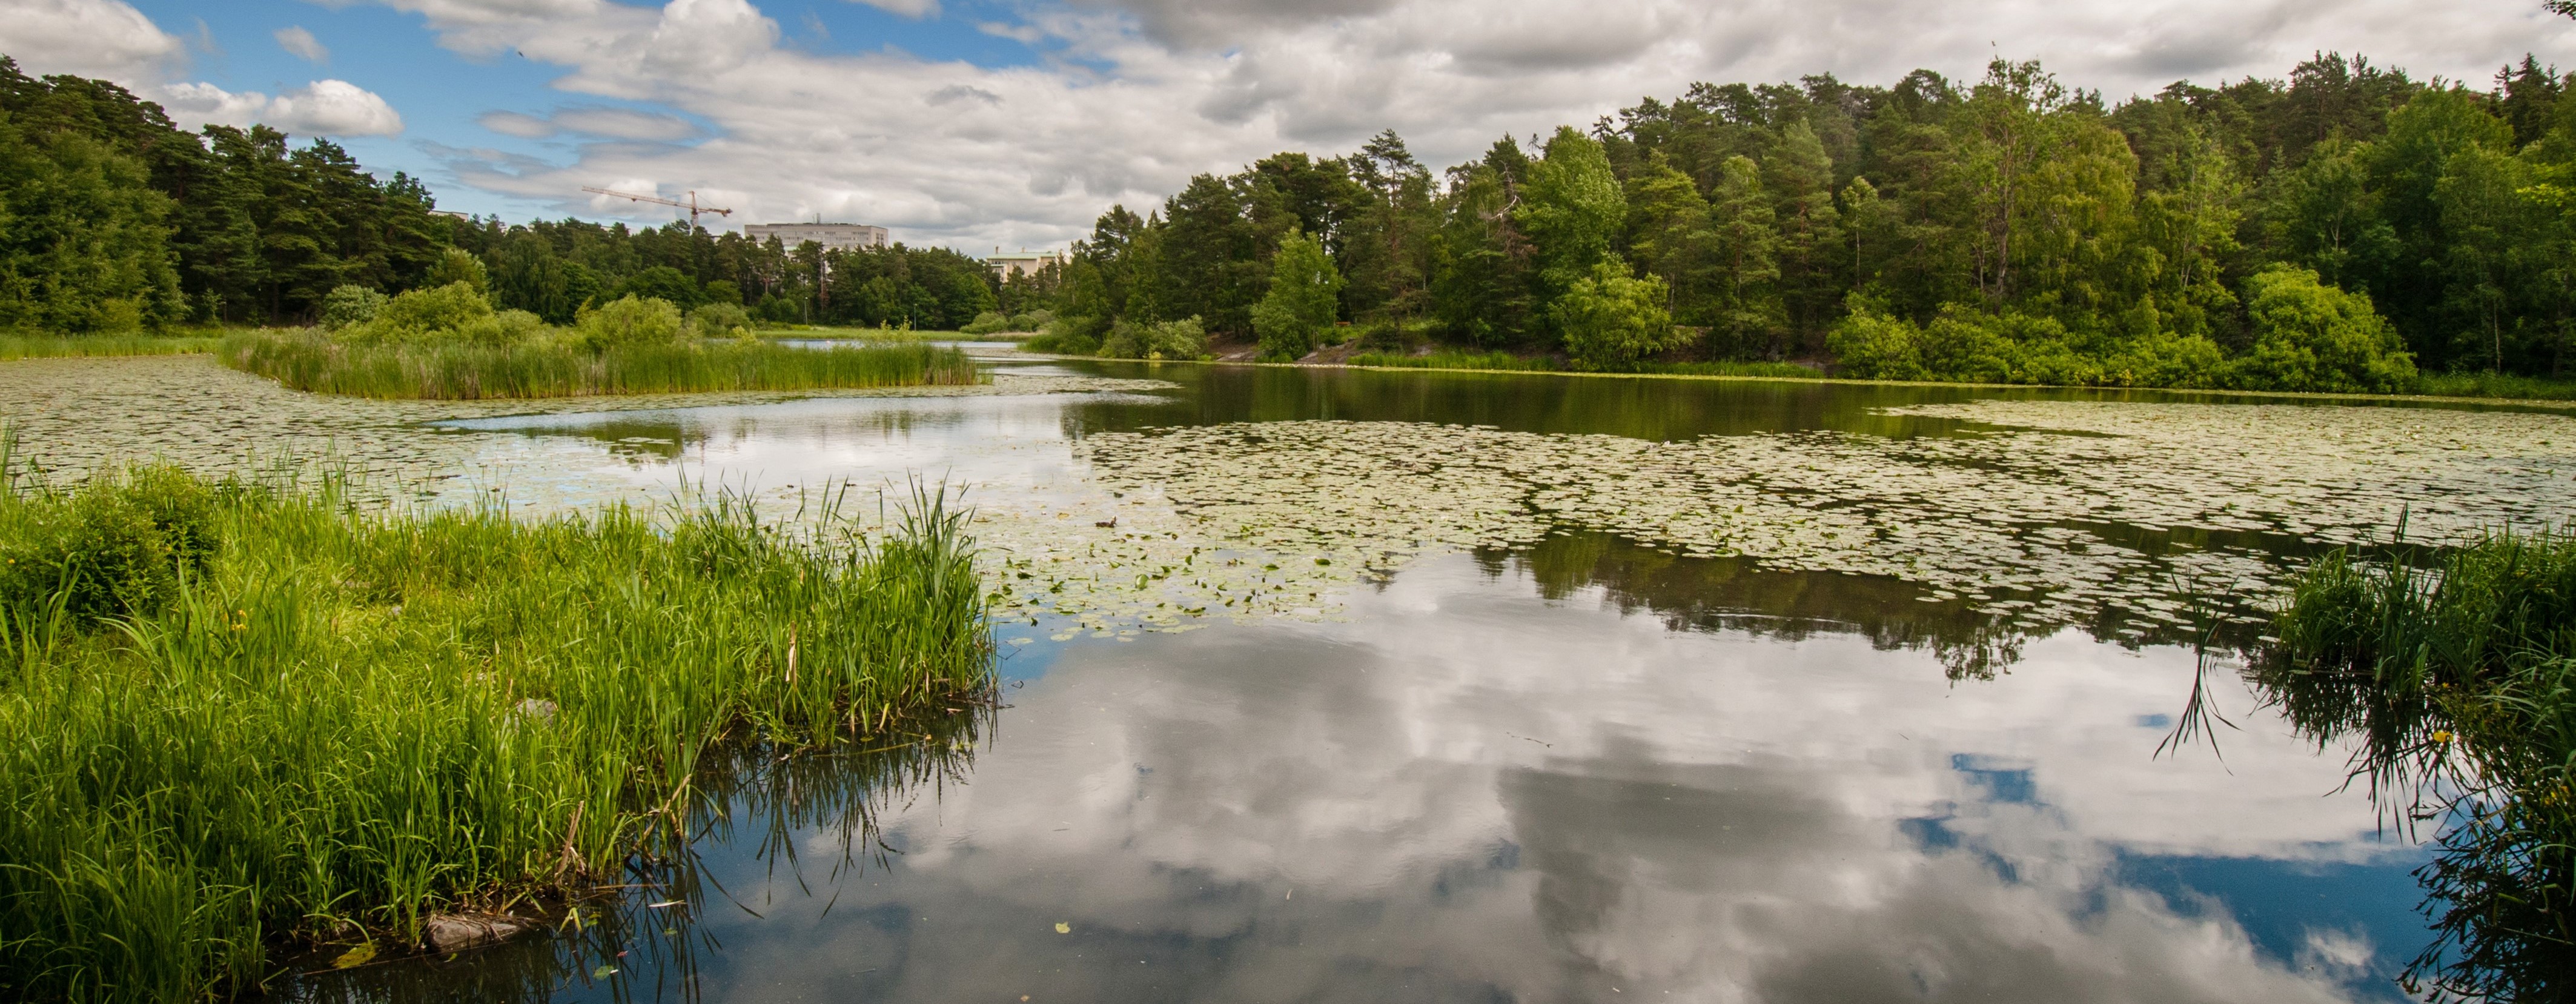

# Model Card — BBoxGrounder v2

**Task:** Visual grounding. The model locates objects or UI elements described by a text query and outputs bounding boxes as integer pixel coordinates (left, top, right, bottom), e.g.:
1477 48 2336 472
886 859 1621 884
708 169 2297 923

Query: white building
987 248 1064 279
743 222 889 251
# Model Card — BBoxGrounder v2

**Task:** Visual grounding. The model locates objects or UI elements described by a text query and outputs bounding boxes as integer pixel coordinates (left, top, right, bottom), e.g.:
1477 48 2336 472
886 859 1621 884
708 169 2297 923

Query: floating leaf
333 942 377 969
1054 922 1071 934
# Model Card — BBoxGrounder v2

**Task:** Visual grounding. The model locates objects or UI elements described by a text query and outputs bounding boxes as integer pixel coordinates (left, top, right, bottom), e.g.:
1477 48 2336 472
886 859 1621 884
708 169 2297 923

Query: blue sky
6 0 2572 251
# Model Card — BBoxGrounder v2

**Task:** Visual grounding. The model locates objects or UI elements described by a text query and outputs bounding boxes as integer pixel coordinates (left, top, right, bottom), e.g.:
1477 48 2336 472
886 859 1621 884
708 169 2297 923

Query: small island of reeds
0 444 995 1001
219 282 981 400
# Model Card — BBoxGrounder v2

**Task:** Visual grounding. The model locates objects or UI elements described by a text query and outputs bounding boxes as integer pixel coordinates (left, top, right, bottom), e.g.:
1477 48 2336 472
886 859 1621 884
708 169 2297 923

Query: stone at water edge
424 912 536 952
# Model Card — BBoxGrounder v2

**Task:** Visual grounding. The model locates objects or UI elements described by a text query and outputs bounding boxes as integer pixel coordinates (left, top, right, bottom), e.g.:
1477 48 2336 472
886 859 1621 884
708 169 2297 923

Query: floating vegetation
0 356 1173 494
1056 402 2576 634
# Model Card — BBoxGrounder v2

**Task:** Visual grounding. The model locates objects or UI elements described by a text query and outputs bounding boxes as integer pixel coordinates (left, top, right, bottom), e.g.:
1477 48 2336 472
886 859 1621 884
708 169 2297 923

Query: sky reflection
607 554 2423 1004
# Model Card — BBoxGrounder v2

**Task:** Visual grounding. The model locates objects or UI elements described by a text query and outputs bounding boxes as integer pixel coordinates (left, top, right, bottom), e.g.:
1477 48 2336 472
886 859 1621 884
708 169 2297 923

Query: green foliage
221 330 979 399
960 311 1011 335
1516 127 1625 302
0 465 218 623
0 334 219 361
318 285 387 331
1099 317 1208 360
687 301 754 339
2230 265 2418 392
1348 350 1556 371
2252 527 2576 1001
0 102 183 332
334 282 498 346
573 294 685 352
1251 230 1345 360
422 248 488 296
1552 259 1679 370
1024 314 1105 355
0 467 994 1000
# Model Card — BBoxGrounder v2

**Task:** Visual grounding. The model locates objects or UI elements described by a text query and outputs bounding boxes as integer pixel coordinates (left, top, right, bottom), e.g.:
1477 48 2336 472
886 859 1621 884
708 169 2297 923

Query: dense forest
4 47 2572 390
1022 53 2575 388
0 57 995 334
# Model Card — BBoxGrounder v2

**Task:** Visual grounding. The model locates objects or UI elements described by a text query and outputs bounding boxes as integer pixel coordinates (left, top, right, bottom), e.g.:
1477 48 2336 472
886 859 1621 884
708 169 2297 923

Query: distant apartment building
987 248 1064 279
742 222 889 251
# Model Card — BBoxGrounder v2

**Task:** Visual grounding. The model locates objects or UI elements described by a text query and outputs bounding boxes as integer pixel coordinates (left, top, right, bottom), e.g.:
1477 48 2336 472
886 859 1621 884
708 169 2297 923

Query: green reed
217 331 982 399
2252 527 2576 1000
0 334 222 361
0 455 993 1002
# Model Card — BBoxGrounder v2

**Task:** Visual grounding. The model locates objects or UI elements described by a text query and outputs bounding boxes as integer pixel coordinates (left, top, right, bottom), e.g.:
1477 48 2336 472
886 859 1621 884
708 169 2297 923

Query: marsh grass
0 334 223 361
219 330 982 399
2252 528 2576 1000
1344 351 1823 379
1346 350 1555 371
0 442 994 1001
2414 371 2576 402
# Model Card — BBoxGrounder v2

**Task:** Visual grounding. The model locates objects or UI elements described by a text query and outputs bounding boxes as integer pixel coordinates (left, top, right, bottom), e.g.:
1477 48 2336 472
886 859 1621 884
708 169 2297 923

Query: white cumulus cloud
275 25 329 64
0 0 182 81
159 79 405 137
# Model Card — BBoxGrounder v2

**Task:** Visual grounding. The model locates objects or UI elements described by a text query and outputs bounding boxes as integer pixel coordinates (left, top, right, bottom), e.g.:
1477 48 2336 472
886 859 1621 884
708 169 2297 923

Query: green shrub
422 248 489 295
1552 259 1678 370
960 311 1010 335
2228 265 2419 393
1009 310 1053 332
318 285 386 332
0 465 219 623
689 301 755 339
1824 304 1929 379
1099 317 1207 360
574 295 686 352
1252 230 1343 361
342 282 495 345
1025 314 1104 354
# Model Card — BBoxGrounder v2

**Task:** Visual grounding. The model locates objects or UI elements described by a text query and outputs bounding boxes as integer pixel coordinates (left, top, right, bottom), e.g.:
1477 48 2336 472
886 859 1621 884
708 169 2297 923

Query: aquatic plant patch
220 330 981 399
0 464 992 1002
1043 402 2576 634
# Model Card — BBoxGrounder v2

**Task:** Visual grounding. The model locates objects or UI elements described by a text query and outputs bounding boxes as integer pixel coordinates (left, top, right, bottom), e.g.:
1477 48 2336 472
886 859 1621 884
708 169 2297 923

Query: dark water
280 362 2467 1003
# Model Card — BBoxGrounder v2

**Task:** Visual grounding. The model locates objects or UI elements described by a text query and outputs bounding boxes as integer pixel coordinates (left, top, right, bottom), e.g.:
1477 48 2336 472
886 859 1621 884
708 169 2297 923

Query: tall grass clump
0 444 993 1001
0 334 222 361
218 284 981 399
1347 350 1558 371
2253 527 2576 1000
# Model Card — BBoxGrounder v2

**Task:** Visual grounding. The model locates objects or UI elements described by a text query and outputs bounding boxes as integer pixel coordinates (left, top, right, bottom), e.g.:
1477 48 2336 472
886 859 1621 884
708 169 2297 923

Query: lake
10 355 2574 1002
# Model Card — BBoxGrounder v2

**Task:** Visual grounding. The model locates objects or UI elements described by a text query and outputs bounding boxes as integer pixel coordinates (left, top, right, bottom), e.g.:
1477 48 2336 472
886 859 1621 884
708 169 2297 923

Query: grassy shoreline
0 457 994 1001
219 330 983 400
2251 528 2575 998
0 334 225 361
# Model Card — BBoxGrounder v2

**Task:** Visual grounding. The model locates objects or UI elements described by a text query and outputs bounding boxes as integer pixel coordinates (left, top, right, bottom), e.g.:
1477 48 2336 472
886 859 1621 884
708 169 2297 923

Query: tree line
5 48 2572 390
0 56 995 334
1020 52 2572 388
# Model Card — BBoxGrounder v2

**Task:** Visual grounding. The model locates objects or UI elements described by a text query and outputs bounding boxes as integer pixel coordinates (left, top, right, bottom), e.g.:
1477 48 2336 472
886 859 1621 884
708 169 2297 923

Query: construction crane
580 187 733 228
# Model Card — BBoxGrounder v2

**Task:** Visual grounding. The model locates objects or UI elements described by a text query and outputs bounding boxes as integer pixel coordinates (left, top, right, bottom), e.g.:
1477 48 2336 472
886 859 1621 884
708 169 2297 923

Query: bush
1099 317 1207 359
1552 259 1678 370
340 282 495 345
0 465 220 623
1252 230 1344 361
575 295 686 352
1025 314 1104 354
2228 265 2418 393
689 302 755 339
423 248 489 295
318 285 387 331
1010 310 1053 332
1824 304 1927 379
960 311 1010 336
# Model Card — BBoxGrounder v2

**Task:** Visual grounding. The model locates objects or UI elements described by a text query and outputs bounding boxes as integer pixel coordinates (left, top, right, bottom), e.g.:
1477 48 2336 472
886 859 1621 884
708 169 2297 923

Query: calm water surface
279 361 2499 1003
